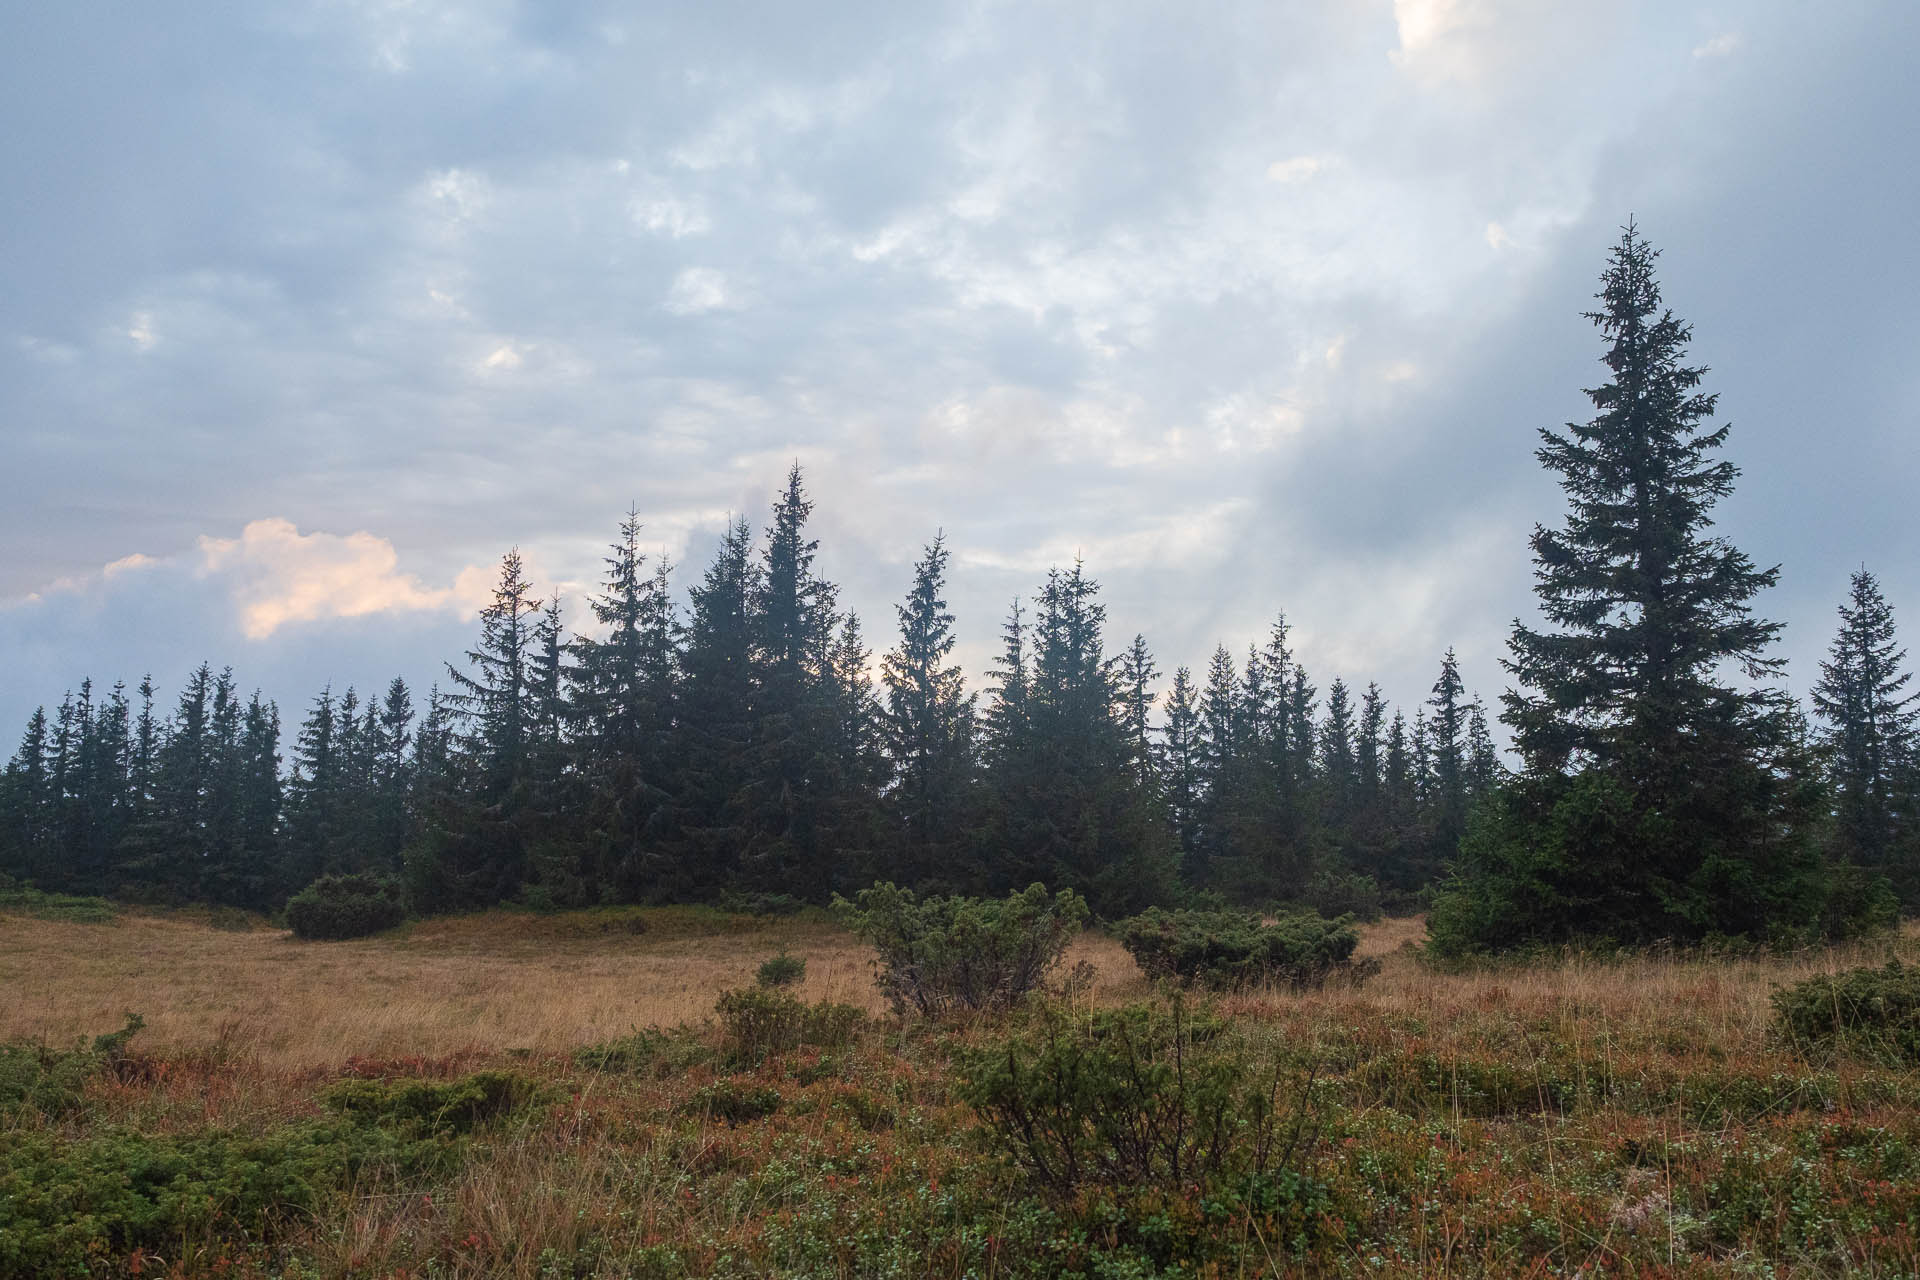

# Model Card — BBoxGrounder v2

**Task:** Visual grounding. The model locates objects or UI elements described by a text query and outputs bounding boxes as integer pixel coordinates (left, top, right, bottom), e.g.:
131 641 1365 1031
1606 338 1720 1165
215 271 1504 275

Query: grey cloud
2 0 1915 739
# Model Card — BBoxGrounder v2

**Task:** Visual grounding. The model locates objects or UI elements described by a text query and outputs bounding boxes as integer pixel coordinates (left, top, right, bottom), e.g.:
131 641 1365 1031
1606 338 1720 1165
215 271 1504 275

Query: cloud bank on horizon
3 0 1915 733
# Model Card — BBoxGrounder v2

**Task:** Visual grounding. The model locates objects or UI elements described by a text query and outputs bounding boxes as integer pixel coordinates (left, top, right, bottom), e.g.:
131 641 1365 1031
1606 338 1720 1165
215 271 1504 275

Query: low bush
684 1080 784 1124
833 882 1089 1017
1773 959 1920 1063
717 890 807 917
1116 907 1373 991
319 1069 540 1134
1296 868 1385 923
574 1026 712 1077
0 1014 144 1123
285 872 407 940
0 876 116 924
0 1119 453 1279
756 949 807 988
956 997 1318 1199
715 987 865 1067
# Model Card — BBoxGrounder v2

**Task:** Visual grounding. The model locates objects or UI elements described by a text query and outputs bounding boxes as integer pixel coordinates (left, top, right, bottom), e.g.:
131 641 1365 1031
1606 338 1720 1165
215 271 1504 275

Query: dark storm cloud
2 0 1914 737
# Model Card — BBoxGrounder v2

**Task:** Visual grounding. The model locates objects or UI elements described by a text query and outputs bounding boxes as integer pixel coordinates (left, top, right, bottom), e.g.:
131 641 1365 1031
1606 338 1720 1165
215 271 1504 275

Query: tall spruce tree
1812 568 1918 892
978 563 1176 912
1433 224 1834 953
1158 665 1204 879
673 515 762 896
425 550 544 909
879 533 975 886
570 513 680 902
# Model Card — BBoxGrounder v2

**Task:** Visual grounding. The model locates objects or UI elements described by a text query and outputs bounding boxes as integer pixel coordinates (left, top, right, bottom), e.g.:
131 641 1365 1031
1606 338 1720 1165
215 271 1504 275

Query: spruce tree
978 563 1176 912
1812 568 1918 891
570 515 680 903
1158 665 1204 880
428 550 544 909
1425 649 1470 860
1321 678 1357 820
1117 634 1159 789
1434 224 1832 953
879 533 975 885
673 515 762 896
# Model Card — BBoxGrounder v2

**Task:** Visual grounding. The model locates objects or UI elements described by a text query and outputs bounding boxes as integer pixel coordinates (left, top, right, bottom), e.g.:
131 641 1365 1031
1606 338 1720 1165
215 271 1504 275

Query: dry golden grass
10 904 1920 1277
0 906 1154 1068
8 904 1915 1073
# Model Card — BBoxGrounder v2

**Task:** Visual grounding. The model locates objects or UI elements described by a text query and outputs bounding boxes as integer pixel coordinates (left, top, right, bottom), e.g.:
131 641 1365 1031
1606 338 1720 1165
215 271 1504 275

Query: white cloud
631 195 710 238
664 267 736 315
1693 32 1742 59
127 312 157 350
1485 221 1512 250
1390 0 1489 67
424 168 490 222
1266 155 1331 184
483 343 521 370
195 519 492 639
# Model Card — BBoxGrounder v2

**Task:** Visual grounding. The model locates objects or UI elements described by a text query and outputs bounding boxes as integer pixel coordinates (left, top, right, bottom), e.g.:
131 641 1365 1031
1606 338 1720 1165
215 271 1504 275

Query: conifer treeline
0 466 1512 917
9 227 1911 938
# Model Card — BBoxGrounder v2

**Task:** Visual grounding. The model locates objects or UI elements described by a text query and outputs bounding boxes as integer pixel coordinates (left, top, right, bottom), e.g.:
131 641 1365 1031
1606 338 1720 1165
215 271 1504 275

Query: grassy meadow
4 902 1919 1278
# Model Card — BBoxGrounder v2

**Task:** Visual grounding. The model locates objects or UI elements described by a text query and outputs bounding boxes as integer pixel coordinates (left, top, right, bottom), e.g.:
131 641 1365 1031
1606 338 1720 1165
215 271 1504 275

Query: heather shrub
574 1026 713 1077
956 997 1317 1198
685 1080 783 1124
755 949 806 988
0 1013 144 1123
0 1118 453 1279
715 987 866 1066
833 882 1089 1017
1116 907 1372 991
319 1069 540 1134
1772 960 1920 1063
285 873 407 940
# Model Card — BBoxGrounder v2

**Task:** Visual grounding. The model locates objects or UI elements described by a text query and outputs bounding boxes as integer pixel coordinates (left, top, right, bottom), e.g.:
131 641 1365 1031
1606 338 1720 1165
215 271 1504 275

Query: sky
2 0 1915 742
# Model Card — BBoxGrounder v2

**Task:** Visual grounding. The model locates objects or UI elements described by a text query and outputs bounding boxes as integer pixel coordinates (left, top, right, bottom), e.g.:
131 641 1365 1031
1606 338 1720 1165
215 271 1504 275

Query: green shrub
717 890 807 916
833 882 1089 1017
0 1119 453 1279
756 949 807 988
319 1069 539 1134
285 873 407 940
0 877 116 924
0 1014 144 1123
1296 868 1385 923
956 998 1313 1198
574 1026 712 1077
1116 908 1372 991
715 988 866 1066
684 1080 783 1124
1773 960 1920 1063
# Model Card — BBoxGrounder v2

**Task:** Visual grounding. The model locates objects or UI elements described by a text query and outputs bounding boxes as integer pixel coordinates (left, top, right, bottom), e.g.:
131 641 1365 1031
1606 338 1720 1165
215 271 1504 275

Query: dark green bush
956 998 1315 1199
714 987 865 1066
574 1026 712 1077
1773 960 1920 1063
717 890 807 917
1296 869 1385 923
0 1014 144 1123
1116 908 1372 991
833 882 1089 1017
285 873 407 940
0 876 116 924
684 1080 783 1124
0 1119 453 1279
756 949 807 988
319 1069 540 1134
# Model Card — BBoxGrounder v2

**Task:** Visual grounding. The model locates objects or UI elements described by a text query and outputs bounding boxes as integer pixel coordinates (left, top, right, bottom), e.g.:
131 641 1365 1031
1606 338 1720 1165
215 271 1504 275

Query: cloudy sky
3 0 1915 740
